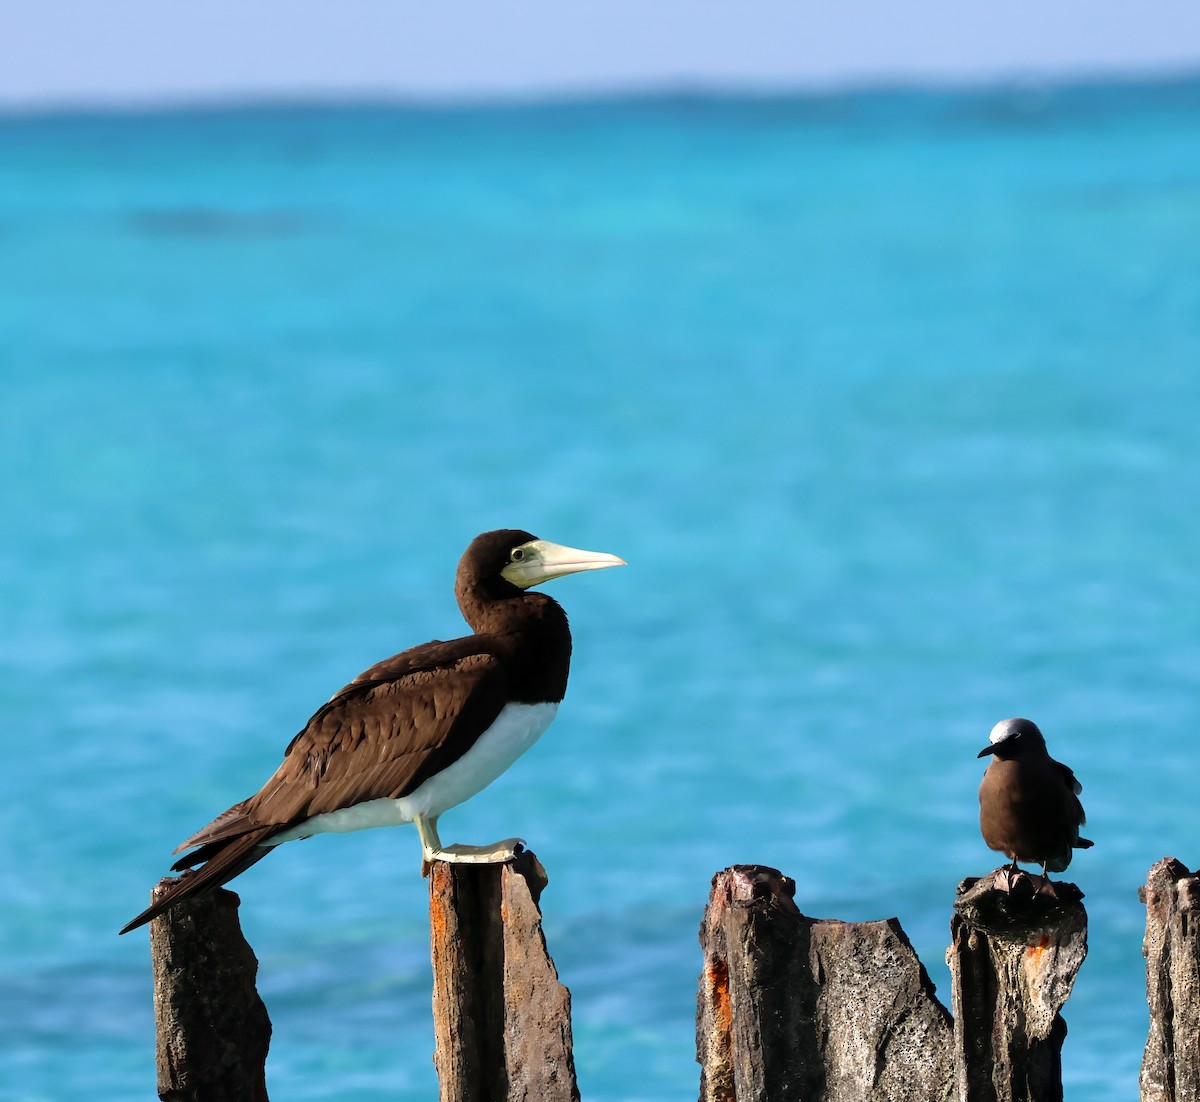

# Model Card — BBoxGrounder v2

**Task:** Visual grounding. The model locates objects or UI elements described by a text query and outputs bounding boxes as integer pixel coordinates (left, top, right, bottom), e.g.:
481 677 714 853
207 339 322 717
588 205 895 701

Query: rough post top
710 865 803 915
955 867 1085 941
507 848 550 903
428 848 550 905
1140 856 1200 908
151 879 241 905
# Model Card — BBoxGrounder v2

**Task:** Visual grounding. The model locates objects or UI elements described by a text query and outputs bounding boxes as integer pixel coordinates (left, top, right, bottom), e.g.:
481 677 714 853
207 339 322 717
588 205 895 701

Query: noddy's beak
501 539 626 590
978 732 1018 758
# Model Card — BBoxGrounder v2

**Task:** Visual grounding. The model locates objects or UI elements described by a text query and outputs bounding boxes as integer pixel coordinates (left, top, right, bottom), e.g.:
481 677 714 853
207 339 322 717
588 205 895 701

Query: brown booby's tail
119 827 276 935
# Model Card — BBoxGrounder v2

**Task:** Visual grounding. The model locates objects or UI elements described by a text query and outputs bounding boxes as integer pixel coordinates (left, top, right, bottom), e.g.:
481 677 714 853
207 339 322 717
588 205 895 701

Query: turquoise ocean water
2 76 1199 1100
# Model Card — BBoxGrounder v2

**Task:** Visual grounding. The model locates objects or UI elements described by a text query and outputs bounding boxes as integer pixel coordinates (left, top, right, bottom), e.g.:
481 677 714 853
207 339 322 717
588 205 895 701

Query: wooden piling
428 850 580 1102
140 856 1111 1101
1140 857 1200 1102
695 864 955 1102
148 882 271 1102
948 869 1088 1102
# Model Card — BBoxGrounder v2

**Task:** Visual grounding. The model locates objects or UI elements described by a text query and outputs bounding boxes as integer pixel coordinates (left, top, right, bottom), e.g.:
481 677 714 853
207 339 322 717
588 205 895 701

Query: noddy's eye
510 548 525 562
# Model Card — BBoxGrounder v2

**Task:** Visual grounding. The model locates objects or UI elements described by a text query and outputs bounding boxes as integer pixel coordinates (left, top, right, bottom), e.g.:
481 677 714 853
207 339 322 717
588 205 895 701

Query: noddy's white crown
989 719 1014 744
989 717 1042 745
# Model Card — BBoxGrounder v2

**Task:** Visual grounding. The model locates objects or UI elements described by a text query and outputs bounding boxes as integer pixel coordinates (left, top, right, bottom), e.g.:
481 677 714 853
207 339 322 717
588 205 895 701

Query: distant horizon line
2 62 1198 121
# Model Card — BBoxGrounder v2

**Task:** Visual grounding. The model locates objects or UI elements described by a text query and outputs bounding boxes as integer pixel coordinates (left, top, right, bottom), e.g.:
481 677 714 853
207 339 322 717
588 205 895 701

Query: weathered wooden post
695 864 955 1102
1140 857 1200 1102
428 850 580 1102
948 870 1088 1102
148 881 272 1102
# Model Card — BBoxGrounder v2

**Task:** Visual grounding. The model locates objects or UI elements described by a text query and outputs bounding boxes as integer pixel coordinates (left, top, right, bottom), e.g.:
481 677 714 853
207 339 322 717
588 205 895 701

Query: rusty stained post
948 869 1088 1102
696 864 954 1102
428 850 579 1102
148 882 271 1102
1140 857 1200 1102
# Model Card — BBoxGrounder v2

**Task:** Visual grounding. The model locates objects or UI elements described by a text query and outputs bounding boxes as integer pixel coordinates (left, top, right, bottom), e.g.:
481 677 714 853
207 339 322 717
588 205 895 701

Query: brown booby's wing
342 636 452 689
241 650 510 829
122 647 511 935
171 640 508 859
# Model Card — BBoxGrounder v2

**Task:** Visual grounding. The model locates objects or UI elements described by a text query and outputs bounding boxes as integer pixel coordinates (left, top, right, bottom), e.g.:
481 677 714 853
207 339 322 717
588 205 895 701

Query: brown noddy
977 717 1093 882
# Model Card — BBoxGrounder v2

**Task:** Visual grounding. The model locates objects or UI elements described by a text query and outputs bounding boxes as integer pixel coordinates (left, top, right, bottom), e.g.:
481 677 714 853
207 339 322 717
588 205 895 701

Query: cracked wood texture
428 850 579 1102
949 869 1088 1102
148 882 271 1102
1140 857 1200 1102
696 864 954 1102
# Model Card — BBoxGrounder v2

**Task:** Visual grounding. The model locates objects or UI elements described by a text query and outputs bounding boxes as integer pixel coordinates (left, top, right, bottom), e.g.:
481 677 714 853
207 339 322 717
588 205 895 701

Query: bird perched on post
977 717 1093 889
120 529 624 934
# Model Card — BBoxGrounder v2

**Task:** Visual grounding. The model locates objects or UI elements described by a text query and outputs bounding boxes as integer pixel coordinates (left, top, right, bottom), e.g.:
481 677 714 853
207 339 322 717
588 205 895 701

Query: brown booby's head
977 717 1047 761
457 529 626 607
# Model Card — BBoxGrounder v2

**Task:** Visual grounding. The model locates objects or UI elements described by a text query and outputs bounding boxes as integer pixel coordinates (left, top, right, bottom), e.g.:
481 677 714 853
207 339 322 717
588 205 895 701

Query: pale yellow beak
501 539 626 589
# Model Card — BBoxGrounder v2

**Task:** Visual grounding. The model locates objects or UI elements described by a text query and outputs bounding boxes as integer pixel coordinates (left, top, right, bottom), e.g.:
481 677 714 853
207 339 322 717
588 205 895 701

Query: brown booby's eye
510 548 525 562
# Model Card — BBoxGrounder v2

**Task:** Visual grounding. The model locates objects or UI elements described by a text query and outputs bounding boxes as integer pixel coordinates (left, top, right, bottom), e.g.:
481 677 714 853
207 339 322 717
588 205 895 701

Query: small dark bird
120 529 624 934
977 717 1093 883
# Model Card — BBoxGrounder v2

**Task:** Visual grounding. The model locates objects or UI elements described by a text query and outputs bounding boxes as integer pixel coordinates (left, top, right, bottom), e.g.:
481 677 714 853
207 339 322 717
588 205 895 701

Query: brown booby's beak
501 539 626 590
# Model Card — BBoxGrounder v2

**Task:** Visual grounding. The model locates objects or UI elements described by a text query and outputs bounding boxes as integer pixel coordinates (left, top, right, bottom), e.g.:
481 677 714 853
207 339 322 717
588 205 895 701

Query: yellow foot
421 838 527 877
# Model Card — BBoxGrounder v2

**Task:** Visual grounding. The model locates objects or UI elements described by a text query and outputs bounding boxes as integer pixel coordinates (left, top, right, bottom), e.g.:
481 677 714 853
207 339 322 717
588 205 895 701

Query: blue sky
4 1 1200 107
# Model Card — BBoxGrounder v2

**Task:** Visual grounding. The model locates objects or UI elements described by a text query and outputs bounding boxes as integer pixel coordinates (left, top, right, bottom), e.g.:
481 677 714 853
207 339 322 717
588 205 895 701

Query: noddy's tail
119 829 275 935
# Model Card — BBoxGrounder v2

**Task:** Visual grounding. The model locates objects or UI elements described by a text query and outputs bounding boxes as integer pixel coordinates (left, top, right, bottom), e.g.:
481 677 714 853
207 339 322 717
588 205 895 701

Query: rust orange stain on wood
1025 933 1051 970
706 958 732 1035
429 872 450 944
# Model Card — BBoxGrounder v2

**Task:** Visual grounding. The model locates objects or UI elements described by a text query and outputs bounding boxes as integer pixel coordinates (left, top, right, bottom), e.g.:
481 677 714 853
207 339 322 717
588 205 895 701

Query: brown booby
977 717 1093 882
120 529 624 934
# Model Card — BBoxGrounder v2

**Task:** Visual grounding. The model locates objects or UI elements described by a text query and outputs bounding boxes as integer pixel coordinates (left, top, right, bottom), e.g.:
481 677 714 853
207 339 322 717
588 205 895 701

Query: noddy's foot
995 867 1046 895
421 837 527 877
1035 876 1060 899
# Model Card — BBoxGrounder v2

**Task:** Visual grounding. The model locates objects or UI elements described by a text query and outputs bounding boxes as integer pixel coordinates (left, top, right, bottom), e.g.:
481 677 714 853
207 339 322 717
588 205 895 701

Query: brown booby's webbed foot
414 814 526 876
421 841 527 877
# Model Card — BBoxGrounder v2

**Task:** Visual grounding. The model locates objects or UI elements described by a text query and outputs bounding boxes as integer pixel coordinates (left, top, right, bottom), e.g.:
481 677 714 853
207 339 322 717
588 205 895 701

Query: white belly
267 701 559 844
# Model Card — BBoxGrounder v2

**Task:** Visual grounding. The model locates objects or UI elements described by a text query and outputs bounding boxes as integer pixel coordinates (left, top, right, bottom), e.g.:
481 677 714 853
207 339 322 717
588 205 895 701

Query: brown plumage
977 717 1093 877
120 529 624 934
